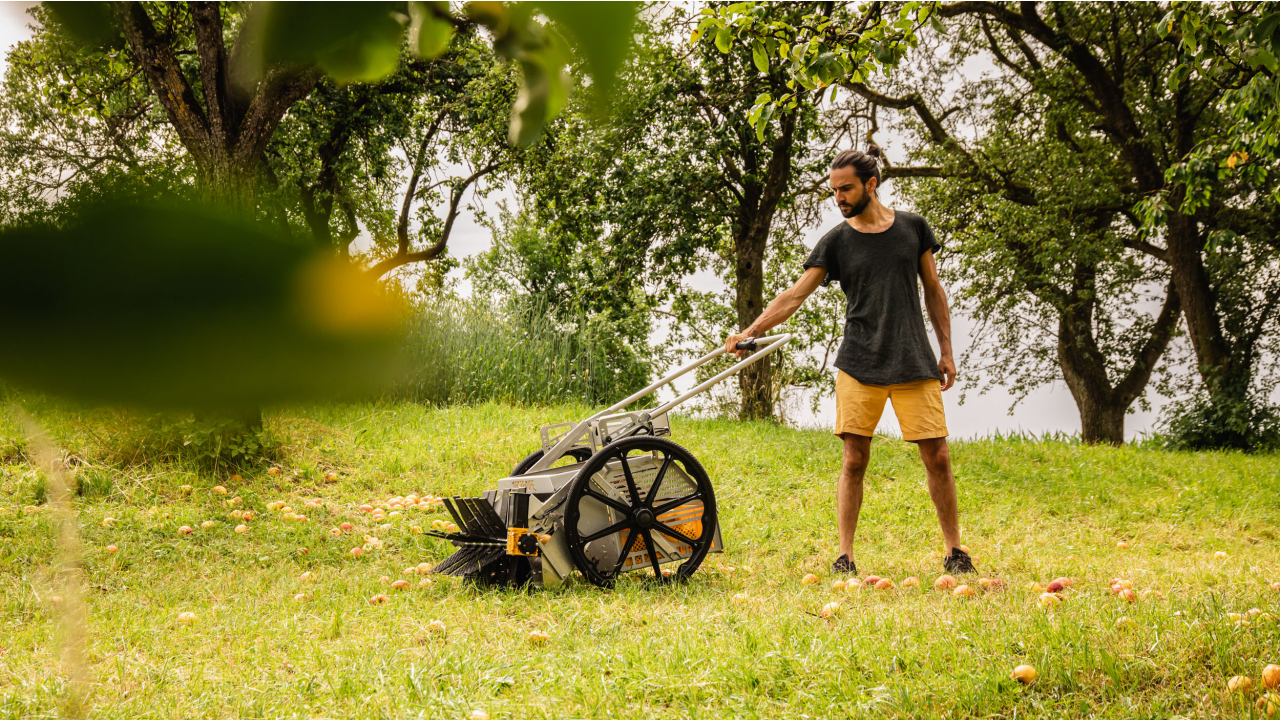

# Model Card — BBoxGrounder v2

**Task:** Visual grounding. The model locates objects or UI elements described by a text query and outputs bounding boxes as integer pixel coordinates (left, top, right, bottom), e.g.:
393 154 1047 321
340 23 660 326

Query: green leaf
535 1 640 100
409 2 455 59
752 40 770 73
0 202 405 410
252 2 406 83
715 26 733 53
42 2 122 50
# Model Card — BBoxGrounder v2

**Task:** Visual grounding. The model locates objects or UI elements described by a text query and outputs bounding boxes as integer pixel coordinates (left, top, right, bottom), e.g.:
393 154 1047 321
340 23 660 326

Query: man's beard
838 191 871 218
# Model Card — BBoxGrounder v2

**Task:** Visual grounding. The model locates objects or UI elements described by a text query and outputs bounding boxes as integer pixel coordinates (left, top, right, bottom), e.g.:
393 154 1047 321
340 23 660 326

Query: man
724 145 974 576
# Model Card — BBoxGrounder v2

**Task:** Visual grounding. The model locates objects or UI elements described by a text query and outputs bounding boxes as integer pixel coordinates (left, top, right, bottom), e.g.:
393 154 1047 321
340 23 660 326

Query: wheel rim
564 436 717 588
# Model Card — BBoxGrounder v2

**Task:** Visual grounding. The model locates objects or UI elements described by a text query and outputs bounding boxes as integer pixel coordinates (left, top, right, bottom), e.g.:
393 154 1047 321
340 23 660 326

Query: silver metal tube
649 334 791 417
527 347 724 473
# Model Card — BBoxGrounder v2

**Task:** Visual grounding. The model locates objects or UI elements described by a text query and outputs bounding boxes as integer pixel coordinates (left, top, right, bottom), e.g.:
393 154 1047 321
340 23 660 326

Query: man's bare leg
917 437 961 552
837 433 872 558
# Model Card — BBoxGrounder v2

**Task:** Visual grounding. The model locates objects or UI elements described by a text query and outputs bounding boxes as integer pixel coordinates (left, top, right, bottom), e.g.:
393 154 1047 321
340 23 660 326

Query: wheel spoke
611 527 635 574
579 519 630 544
641 529 664 580
652 519 705 548
584 488 632 514
645 454 674 508
653 492 701 516
616 451 642 505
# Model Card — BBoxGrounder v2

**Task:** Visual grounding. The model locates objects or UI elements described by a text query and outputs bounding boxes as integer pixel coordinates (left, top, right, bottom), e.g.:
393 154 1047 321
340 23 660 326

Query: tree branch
112 1 210 151
368 162 501 278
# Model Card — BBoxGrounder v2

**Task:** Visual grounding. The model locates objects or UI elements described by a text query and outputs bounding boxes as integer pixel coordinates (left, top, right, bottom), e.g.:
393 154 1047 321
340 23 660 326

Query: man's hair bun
865 143 883 161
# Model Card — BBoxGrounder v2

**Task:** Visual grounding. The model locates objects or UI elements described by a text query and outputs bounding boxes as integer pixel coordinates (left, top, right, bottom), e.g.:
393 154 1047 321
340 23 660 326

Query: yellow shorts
834 371 948 441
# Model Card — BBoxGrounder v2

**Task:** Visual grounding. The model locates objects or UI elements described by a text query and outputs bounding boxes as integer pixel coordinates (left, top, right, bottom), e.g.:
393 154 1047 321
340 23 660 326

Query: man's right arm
724 266 828 357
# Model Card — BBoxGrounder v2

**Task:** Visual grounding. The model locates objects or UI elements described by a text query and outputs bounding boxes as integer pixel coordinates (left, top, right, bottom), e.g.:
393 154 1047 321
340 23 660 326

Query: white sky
0 2 1171 440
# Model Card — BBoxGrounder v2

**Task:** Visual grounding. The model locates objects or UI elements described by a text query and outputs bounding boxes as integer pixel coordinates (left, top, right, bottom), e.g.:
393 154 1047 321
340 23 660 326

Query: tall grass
395 297 650 407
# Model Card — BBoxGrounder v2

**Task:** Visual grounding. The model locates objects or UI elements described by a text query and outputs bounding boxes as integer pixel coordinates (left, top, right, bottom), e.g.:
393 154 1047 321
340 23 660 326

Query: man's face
829 166 875 218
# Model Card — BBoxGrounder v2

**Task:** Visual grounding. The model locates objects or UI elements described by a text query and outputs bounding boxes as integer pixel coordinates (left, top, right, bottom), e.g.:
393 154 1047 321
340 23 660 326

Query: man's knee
918 438 951 472
841 437 870 478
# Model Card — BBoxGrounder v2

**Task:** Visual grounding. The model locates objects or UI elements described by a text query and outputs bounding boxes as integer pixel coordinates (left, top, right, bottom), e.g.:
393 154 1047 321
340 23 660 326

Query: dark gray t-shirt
803 211 942 386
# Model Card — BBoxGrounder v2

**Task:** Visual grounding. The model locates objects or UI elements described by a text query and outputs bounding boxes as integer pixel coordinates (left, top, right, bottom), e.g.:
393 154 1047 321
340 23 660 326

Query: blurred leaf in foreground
0 201 406 411
535 1 640 107
251 2 408 83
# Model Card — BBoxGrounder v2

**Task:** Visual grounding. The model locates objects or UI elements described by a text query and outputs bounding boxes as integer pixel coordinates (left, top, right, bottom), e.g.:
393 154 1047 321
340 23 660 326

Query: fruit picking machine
427 335 791 588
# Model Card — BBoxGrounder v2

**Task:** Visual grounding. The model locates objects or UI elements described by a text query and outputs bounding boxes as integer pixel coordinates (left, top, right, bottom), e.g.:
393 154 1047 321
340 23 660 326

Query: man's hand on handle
725 332 755 359
938 354 956 391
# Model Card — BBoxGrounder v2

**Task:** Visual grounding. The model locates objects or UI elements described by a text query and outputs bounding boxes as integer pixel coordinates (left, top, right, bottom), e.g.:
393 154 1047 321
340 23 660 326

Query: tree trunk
735 217 772 420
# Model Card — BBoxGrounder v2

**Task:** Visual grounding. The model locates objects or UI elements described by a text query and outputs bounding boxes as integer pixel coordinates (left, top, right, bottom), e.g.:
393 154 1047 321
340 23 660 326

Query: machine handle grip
734 338 758 351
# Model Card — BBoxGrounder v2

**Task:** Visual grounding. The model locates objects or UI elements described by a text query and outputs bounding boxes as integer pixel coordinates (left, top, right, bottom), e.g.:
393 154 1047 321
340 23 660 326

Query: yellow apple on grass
1262 664 1280 690
1228 676 1253 693
801 573 819 586
1011 664 1037 684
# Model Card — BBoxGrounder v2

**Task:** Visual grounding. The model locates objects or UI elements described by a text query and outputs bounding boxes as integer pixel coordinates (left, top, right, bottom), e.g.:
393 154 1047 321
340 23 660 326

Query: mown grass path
2 401 1279 718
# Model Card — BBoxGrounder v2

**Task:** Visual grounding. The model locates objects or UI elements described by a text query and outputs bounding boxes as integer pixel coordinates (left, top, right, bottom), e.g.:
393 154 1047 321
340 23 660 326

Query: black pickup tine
466 497 507 537
451 495 484 536
442 497 467 529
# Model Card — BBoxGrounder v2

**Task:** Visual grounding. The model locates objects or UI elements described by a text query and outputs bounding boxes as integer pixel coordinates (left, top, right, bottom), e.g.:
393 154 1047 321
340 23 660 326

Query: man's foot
943 547 975 574
831 554 857 574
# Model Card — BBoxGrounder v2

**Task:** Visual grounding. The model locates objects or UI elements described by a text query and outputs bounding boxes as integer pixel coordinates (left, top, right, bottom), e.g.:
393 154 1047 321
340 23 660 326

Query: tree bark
734 109 798 420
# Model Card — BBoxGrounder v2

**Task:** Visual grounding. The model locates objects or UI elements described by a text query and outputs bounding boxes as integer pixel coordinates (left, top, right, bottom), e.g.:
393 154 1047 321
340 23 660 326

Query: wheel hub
634 508 655 528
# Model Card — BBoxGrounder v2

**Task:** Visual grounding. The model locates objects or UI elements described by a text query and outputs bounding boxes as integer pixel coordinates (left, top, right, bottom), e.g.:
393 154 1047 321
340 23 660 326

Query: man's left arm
919 249 955 391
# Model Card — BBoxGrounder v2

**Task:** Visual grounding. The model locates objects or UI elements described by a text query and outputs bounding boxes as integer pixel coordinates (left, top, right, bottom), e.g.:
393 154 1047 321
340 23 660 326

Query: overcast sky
0 3 1175 440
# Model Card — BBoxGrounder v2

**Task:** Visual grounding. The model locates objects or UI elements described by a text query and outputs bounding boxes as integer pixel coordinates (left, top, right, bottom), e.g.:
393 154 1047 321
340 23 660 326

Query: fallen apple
1215 550 1228 559
178 525 194 535
177 611 196 623
267 467 282 476
417 562 433 575
234 524 248 534
106 544 118 554
241 511 254 521
832 580 847 592
212 485 228 495
329 528 342 537
1262 664 1280 690
468 710 489 720
410 525 423 535
299 571 313 581
1115 616 1136 630
230 474 242 482
1045 579 1066 594
339 522 354 531
821 601 841 618
1039 592 1061 608
801 573 819 586
978 578 1003 590
426 619 446 634
350 547 364 558
1229 675 1253 693
369 593 388 605
901 576 920 589
1259 694 1280 718
935 575 958 591
379 575 390 584
1116 588 1136 603
418 578 434 588
1116 541 1129 550
1029 581 1044 594
862 575 881 587
844 579 861 593
960 545 970 554
293 593 308 602
360 505 374 513
875 578 895 591
953 584 975 598
1272 582 1280 592
391 579 410 590
1010 664 1038 684
529 630 550 643
200 520 216 529
325 473 338 481
180 485 192 493
102 517 117 528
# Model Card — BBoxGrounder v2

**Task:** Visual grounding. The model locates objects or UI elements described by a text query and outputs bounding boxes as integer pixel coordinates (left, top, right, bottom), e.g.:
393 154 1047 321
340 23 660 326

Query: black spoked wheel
511 446 595 477
564 436 717 588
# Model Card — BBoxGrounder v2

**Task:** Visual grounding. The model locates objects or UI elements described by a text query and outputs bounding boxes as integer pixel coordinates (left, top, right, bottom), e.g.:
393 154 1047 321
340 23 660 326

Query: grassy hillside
2 400 1279 719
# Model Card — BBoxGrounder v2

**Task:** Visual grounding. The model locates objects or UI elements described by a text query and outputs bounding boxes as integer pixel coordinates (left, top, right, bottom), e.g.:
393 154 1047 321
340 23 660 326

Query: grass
2 399 1280 718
